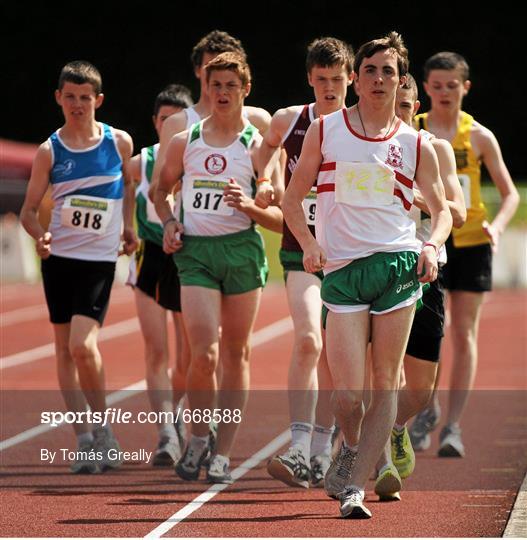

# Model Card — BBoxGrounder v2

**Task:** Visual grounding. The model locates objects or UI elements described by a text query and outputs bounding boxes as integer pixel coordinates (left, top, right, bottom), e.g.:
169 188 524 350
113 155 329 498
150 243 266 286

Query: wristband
256 177 271 186
423 242 438 255
163 217 177 228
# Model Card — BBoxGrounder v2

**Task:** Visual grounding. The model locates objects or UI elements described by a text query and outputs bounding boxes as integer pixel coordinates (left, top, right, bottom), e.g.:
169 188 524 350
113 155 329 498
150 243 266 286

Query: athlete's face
354 49 404 105
207 69 250 113
424 68 470 112
308 64 352 111
152 105 183 138
55 82 104 121
395 87 420 126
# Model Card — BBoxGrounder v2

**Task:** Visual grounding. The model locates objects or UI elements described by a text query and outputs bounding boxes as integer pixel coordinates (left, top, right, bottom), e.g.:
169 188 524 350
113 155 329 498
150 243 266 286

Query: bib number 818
71 210 103 230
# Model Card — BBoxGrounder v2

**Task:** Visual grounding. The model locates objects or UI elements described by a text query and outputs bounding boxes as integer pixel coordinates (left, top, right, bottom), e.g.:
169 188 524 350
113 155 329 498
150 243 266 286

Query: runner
149 30 271 199
257 37 354 489
127 84 193 465
154 52 282 484
282 32 452 518
411 52 519 456
20 60 138 473
373 73 467 500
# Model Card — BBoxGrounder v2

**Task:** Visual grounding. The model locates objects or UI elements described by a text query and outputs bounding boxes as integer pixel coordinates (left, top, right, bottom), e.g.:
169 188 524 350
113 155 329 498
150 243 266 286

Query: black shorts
405 268 445 362
41 255 115 325
442 236 492 292
135 240 181 312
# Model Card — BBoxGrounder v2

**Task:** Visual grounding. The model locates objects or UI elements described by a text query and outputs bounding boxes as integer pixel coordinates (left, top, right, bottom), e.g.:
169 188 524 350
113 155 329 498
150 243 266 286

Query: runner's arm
282 121 325 273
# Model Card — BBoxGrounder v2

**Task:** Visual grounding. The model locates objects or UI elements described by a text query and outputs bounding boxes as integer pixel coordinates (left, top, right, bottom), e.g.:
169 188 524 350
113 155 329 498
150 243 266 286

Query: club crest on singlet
205 153 227 175
53 158 76 178
386 144 403 169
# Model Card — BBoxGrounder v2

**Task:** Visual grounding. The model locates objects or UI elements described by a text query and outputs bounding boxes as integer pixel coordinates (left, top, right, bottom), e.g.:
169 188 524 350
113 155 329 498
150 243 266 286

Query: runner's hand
482 220 499 253
36 232 52 259
224 179 253 211
163 220 184 254
417 245 438 283
120 227 139 256
254 183 274 209
303 242 326 274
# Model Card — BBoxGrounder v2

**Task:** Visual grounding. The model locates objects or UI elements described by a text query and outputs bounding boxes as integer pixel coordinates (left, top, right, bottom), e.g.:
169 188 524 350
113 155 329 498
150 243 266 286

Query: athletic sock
187 434 209 464
77 432 94 447
310 424 334 457
290 422 312 460
393 423 405 432
159 423 178 442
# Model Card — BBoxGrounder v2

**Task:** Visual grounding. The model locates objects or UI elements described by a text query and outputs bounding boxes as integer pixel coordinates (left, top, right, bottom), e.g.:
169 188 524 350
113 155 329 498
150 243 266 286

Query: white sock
310 424 334 457
188 434 209 453
393 422 405 432
290 422 312 459
343 441 359 454
159 423 177 441
77 432 93 447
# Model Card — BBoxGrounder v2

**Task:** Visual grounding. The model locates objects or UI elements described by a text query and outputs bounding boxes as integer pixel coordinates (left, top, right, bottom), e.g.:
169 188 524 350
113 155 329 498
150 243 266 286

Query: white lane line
503 472 527 537
0 318 140 370
0 381 146 451
144 429 291 539
0 315 293 451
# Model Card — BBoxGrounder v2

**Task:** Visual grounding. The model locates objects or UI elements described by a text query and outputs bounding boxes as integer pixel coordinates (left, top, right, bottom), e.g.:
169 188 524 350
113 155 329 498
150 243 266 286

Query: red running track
0 282 526 537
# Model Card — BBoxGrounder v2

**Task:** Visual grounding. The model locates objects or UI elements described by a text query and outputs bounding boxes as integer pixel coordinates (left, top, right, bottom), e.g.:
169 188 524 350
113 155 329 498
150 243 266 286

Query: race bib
184 179 233 216
61 195 114 235
302 188 317 225
335 162 394 207
146 193 175 224
458 174 471 209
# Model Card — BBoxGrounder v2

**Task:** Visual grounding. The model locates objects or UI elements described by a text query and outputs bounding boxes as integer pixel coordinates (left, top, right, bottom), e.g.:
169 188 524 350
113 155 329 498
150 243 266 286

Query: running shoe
175 443 210 481
409 405 441 451
152 436 181 467
206 454 233 484
438 424 465 457
203 421 218 467
374 463 402 501
92 427 123 472
391 426 415 479
310 454 331 487
70 441 98 474
324 442 358 499
267 447 310 488
339 487 372 519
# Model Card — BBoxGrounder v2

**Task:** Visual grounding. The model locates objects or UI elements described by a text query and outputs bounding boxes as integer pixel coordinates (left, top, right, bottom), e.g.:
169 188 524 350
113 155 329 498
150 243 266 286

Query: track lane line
144 429 291 539
0 316 292 451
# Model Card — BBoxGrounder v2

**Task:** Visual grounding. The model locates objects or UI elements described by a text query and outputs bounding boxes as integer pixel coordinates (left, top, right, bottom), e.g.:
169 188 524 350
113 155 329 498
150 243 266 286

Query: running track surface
0 281 526 537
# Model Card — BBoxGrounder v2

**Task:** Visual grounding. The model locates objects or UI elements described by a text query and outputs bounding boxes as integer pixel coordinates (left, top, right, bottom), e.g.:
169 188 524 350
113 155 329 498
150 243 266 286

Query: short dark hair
58 60 102 94
153 84 193 116
401 72 418 100
354 31 409 77
190 30 246 69
306 37 354 75
205 52 251 87
423 51 470 82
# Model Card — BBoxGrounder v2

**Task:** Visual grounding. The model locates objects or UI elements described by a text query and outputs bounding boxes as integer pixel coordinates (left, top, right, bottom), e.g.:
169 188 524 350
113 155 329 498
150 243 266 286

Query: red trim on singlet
319 162 336 172
342 108 402 142
319 114 324 147
394 188 412 210
317 183 335 193
301 103 309 119
416 131 422 171
395 170 413 189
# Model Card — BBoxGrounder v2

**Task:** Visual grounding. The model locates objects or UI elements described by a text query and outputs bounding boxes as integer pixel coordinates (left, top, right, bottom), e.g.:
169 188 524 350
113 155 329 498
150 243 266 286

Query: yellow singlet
415 111 490 247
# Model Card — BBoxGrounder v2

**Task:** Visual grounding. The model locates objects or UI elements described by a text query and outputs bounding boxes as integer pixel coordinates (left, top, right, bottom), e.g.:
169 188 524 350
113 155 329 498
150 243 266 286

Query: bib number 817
193 192 223 211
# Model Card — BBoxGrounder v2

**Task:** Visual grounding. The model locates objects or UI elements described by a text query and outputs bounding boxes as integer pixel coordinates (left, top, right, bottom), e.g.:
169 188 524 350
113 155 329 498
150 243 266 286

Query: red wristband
256 177 271 185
